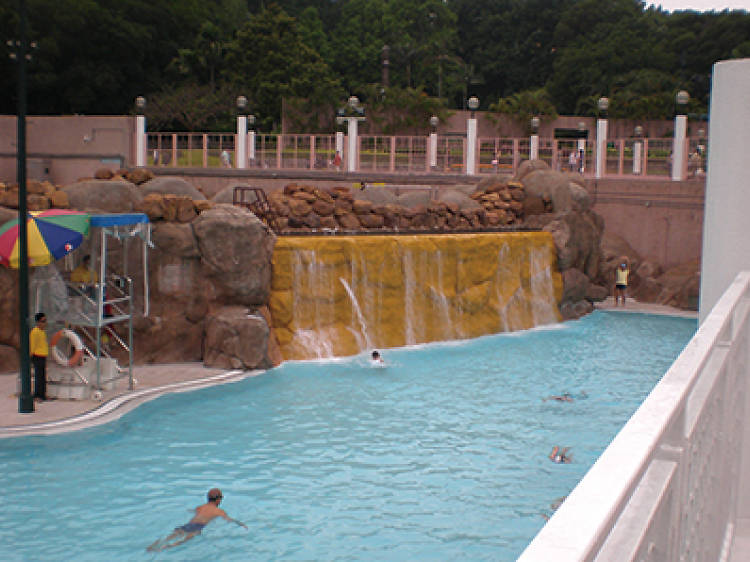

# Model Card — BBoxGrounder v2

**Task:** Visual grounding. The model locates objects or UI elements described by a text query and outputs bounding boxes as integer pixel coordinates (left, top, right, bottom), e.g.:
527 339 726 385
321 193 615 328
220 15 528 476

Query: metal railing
145 132 705 178
519 271 750 561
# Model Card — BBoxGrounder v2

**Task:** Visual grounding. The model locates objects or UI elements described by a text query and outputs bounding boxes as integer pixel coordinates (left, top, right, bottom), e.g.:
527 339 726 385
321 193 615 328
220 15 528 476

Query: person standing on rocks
614 261 630 306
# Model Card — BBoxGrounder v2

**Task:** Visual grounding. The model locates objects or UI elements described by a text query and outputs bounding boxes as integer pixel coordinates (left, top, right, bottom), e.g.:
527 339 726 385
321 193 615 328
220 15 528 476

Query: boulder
397 191 431 209
49 190 69 208
94 168 114 180
0 344 18 373
437 190 482 212
125 168 154 185
151 222 200 258
562 267 590 305
141 177 204 199
192 205 275 306
211 185 237 204
356 188 398 206
61 180 143 212
522 169 591 212
204 306 271 370
515 159 550 180
543 211 603 277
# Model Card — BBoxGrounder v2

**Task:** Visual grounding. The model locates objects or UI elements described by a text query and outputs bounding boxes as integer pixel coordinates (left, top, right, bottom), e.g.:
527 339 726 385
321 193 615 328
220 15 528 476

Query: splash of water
340 277 373 351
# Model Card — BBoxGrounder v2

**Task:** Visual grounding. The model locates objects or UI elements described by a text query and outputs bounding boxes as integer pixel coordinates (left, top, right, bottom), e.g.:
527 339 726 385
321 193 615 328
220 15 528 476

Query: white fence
519 271 750 561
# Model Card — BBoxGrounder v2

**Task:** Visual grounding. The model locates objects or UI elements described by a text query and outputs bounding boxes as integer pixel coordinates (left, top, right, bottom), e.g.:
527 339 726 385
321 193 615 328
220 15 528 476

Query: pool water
0 311 695 561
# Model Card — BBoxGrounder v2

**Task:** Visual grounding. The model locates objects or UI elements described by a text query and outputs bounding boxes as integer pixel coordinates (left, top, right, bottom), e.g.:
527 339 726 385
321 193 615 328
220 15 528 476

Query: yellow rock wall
270 233 563 360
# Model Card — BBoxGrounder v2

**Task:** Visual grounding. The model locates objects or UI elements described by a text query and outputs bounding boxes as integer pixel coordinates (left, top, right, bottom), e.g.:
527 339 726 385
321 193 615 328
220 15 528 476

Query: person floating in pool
371 350 385 365
549 446 572 464
543 392 574 402
147 488 247 551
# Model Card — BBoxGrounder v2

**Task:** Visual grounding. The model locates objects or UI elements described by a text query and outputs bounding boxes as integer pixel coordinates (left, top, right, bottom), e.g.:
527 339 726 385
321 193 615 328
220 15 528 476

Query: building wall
0 115 136 185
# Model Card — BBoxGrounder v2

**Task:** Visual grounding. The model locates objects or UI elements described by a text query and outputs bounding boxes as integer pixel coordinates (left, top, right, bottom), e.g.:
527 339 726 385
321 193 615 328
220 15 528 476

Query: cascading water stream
339 277 373 351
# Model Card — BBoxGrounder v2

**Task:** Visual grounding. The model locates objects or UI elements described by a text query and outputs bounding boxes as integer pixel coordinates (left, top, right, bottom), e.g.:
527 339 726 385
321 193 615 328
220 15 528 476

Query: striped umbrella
0 209 90 268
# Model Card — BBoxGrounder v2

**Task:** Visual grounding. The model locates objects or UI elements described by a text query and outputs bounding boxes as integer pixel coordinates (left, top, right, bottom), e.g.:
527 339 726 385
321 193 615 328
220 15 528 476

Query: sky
648 0 750 11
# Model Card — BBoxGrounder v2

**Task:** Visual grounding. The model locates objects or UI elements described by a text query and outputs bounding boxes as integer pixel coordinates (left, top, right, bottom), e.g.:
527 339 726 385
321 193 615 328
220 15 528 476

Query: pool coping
0 368 255 438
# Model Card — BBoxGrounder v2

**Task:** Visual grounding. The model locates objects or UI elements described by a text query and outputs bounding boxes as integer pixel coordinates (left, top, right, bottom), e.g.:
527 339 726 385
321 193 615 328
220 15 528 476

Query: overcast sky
648 0 750 11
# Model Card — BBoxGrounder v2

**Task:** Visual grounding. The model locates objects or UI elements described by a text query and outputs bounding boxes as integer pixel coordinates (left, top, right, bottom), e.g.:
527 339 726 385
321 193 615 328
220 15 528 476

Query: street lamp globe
634 125 643 137
236 95 248 111
348 96 360 110
577 121 586 133
530 116 540 132
429 115 439 129
135 96 146 112
248 114 256 127
676 90 690 106
467 96 480 111
597 96 609 113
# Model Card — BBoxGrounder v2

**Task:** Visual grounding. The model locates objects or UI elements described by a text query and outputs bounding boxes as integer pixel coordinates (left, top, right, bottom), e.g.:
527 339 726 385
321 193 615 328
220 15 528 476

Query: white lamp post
335 96 366 172
633 125 643 175
247 114 256 166
577 120 586 173
529 116 541 161
235 95 248 169
466 96 479 175
429 115 439 170
672 90 689 181
595 96 609 179
135 96 147 168
696 127 705 176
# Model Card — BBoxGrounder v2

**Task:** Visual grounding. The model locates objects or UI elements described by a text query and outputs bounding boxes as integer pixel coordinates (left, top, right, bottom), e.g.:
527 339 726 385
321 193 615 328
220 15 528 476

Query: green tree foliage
358 84 450 135
224 4 344 131
489 88 558 129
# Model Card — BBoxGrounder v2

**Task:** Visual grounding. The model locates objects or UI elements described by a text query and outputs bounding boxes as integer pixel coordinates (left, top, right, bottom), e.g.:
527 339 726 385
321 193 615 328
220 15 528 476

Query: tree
224 4 343 131
489 88 557 131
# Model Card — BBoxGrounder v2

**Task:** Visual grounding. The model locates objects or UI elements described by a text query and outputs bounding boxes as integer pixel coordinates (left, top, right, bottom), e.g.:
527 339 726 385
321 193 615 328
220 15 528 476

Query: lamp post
595 96 609 179
135 96 147 167
235 95 248 169
466 96 479 175
529 116 541 161
429 115 439 171
577 120 586 174
633 125 644 175
10 0 33 413
335 96 366 172
697 127 706 176
672 90 689 181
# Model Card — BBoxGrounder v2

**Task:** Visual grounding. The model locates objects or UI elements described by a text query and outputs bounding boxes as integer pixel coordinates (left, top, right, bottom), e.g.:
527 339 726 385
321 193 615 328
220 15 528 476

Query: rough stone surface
192 205 275 306
0 344 18 373
61 180 144 212
204 306 271 370
141 176 205 199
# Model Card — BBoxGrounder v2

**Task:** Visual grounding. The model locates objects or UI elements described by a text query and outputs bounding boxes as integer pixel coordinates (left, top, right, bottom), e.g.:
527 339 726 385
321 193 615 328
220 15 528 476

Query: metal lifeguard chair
62 213 151 397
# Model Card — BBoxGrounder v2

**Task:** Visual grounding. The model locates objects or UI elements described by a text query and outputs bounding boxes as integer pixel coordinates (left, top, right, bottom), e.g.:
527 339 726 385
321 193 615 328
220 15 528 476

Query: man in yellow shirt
29 312 49 401
71 254 98 284
614 261 630 307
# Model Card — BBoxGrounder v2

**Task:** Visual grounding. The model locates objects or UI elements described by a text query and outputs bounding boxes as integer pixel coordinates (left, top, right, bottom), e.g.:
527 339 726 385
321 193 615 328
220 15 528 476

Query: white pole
671 114 687 181
248 130 256 164
135 114 146 167
530 134 539 161
577 138 586 173
699 58 750 324
347 118 358 172
236 115 247 169
595 118 608 178
633 141 642 174
429 131 438 169
466 117 477 175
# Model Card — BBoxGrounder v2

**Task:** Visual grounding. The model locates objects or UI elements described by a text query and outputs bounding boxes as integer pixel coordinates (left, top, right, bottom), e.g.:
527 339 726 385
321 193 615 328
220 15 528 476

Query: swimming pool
0 311 695 561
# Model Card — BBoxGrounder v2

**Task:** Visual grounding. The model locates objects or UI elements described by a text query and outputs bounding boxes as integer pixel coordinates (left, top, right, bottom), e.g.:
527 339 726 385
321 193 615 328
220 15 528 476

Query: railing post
310 135 315 169
643 139 649 176
202 134 208 168
390 136 396 172
248 130 256 166
618 139 624 175
513 138 520 174
171 133 177 167
276 134 282 169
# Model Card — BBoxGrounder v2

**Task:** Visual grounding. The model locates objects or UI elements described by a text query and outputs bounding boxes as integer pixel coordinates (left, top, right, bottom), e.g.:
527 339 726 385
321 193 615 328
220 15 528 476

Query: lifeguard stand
63 213 151 395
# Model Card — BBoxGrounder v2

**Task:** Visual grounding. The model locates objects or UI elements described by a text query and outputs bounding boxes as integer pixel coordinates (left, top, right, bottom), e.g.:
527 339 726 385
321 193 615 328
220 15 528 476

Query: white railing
519 271 750 561
145 132 703 179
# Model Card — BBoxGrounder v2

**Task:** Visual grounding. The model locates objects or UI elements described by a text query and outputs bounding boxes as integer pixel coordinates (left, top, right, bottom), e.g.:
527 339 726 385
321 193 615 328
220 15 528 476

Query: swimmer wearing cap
147 488 247 551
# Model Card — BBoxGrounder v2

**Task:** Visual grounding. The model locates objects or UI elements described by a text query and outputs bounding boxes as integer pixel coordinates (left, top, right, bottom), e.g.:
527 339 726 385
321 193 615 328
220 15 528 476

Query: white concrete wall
699 58 750 324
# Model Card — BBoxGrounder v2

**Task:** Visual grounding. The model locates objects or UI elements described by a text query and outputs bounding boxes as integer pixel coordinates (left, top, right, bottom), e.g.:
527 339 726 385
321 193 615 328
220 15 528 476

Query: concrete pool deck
0 298 696 438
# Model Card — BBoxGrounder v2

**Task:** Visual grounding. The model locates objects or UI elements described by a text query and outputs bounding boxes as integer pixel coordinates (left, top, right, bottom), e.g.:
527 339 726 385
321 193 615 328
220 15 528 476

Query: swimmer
147 488 247 552
371 350 385 364
549 446 572 464
543 392 574 402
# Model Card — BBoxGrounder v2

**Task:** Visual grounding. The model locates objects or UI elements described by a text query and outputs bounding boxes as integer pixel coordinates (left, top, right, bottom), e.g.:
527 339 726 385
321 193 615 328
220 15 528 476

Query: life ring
50 329 84 367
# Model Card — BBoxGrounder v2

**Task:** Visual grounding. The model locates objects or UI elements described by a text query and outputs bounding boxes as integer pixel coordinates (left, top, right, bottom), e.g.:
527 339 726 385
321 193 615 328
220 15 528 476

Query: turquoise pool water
0 311 695 561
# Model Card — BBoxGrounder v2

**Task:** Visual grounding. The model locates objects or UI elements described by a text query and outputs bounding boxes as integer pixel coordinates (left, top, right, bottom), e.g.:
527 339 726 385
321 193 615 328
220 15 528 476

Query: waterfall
270 233 562 360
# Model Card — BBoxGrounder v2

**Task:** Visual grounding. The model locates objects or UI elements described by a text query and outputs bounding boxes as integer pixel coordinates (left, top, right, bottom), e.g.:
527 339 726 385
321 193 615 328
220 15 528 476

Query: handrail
519 271 750 561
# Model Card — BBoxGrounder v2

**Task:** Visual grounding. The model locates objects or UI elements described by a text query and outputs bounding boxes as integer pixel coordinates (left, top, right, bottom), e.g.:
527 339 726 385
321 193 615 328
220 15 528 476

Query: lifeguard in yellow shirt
614 261 630 307
70 254 98 285
29 312 49 401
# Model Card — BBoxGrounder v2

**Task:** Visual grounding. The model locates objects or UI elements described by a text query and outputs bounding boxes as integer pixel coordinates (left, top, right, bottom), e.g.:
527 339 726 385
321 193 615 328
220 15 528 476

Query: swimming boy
371 350 385 364
147 488 247 551
549 446 572 464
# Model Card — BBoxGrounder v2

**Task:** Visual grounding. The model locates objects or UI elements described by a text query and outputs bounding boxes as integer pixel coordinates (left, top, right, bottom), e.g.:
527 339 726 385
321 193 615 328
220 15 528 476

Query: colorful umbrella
0 210 90 268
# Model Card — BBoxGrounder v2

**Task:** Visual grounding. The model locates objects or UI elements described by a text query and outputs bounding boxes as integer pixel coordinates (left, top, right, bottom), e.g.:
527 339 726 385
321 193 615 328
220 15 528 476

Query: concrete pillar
135 114 146 167
466 117 477 175
700 58 750 324
429 132 438 169
577 138 586 174
530 134 539 161
633 141 642 174
671 114 688 181
236 115 247 169
346 118 358 172
595 118 608 178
